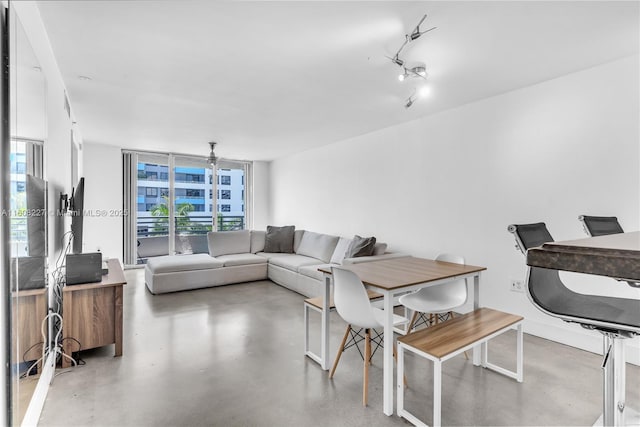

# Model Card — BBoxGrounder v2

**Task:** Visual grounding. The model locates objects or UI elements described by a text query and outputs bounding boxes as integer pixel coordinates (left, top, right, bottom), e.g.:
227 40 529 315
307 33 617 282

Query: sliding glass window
123 151 251 266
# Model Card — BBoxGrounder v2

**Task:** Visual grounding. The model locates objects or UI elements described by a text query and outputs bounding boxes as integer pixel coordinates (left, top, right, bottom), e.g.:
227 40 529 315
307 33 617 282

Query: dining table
318 256 487 416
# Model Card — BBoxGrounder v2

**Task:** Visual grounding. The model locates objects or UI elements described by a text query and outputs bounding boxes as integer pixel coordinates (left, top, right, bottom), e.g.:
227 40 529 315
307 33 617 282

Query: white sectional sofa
145 228 406 296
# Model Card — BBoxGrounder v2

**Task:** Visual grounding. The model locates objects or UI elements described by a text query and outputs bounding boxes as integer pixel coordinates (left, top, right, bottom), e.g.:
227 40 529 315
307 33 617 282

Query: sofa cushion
330 237 352 265
207 230 251 257
293 229 305 252
215 253 268 267
250 230 266 253
269 254 322 272
264 225 295 253
373 242 387 256
255 252 296 260
345 235 377 258
298 263 336 281
296 231 339 263
146 254 224 274
175 234 209 254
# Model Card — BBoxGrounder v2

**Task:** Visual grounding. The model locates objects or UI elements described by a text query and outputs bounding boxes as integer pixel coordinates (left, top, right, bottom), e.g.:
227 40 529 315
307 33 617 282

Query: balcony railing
136 215 244 238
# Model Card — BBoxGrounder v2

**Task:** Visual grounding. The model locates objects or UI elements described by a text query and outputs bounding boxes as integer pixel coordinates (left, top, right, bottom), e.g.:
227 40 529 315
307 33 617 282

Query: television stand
61 259 127 367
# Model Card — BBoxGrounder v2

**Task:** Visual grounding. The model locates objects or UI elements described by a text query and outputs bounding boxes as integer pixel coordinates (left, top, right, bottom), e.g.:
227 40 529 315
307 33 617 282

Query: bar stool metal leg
601 333 626 426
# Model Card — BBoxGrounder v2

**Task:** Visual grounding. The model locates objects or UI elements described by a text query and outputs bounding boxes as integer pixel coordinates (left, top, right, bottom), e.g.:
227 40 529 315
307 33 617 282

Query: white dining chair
399 253 468 332
329 267 408 406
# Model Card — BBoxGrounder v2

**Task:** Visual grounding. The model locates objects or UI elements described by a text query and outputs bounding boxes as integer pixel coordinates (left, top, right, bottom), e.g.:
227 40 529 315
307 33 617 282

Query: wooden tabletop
527 231 640 281
63 258 127 292
318 256 486 291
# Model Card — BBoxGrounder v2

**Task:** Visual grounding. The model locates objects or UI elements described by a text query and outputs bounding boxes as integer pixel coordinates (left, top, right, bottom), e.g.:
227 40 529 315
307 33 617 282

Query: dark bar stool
508 222 640 426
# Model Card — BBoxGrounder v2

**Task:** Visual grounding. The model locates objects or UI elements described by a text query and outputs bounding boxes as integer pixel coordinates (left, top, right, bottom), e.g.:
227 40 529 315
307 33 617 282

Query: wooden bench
303 290 382 366
397 307 524 427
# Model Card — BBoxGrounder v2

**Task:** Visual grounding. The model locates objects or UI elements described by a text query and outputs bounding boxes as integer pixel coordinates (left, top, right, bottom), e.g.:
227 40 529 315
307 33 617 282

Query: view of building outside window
136 163 245 239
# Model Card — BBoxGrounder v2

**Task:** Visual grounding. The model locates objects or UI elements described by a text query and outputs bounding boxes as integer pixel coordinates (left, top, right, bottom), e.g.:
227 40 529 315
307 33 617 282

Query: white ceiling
36 1 639 161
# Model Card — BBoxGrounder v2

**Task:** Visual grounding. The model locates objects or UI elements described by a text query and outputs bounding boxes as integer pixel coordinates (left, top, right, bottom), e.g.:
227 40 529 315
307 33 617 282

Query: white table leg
434 359 442 427
383 292 394 416
472 273 482 366
321 274 331 371
397 344 405 415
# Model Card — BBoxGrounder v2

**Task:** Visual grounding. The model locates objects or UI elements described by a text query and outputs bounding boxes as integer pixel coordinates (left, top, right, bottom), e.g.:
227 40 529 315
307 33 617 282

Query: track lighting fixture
404 95 415 109
387 14 436 70
207 141 218 166
398 65 427 82
408 15 437 41
386 14 436 108
404 86 430 109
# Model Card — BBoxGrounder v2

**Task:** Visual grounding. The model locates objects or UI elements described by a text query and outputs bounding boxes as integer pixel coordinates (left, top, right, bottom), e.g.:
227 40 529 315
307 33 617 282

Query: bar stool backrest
578 215 624 237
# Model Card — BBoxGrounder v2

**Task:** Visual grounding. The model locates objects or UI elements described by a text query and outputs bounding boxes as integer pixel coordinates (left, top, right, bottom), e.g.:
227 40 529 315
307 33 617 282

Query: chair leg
329 325 351 379
407 311 419 332
363 328 371 406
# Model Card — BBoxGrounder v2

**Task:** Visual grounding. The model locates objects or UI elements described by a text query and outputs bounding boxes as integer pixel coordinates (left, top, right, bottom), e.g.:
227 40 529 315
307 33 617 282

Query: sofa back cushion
296 231 340 263
175 234 209 254
264 225 295 253
293 229 305 253
250 230 266 253
373 242 387 256
330 237 352 265
208 230 251 257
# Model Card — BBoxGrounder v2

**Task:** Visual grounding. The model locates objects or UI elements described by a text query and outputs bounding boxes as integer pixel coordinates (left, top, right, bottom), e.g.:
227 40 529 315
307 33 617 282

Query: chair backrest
507 222 573 316
435 253 468 304
331 267 380 328
507 222 554 254
578 215 624 237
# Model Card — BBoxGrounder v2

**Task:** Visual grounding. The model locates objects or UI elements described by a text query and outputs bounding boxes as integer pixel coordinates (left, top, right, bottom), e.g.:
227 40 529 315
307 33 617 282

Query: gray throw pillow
345 235 376 258
264 225 295 253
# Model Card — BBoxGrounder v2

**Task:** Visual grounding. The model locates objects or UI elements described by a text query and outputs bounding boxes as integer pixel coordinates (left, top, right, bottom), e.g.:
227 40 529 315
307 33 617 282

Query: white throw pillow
330 237 353 265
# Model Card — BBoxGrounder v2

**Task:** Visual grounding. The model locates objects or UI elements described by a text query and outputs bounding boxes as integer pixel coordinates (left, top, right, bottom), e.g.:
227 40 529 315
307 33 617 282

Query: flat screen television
26 174 46 257
70 177 85 254
11 174 47 291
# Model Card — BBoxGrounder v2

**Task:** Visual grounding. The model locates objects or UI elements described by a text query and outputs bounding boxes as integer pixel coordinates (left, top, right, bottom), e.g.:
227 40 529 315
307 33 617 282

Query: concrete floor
38 268 639 426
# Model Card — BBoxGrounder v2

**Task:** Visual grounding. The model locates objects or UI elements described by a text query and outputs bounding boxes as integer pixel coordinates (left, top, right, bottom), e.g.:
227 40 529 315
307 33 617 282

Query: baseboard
20 352 55 427
522 318 640 366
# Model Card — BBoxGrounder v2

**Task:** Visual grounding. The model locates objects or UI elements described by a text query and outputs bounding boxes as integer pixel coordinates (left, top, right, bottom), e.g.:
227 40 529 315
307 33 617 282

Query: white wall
269 55 640 361
82 143 123 261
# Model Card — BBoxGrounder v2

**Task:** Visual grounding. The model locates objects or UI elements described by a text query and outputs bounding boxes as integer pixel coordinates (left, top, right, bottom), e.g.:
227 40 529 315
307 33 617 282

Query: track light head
404 96 414 109
392 55 404 67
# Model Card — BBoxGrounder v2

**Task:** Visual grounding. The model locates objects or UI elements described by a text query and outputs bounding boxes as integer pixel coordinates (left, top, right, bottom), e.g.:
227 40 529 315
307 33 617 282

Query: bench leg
482 323 524 382
303 303 326 367
516 323 523 382
304 303 310 355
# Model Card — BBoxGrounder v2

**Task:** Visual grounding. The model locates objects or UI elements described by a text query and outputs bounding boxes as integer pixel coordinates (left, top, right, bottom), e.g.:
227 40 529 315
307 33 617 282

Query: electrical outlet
510 279 525 293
